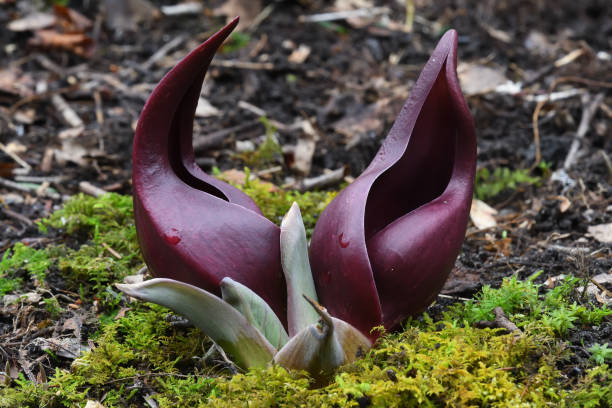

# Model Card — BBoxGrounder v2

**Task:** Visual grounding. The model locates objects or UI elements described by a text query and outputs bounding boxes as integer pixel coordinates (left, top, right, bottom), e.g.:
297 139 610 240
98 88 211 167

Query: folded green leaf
280 202 321 337
220 277 289 350
116 278 275 368
273 296 371 379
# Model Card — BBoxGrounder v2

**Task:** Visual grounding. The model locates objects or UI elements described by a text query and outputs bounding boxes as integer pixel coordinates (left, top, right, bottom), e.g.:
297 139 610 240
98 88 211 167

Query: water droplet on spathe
164 228 181 245
338 233 350 248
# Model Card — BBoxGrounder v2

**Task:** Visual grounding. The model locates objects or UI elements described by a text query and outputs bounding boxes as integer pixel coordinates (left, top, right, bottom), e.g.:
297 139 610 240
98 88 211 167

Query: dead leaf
291 121 319 175
161 2 203 16
235 140 255 153
587 223 612 244
13 108 36 124
0 68 35 97
213 0 262 29
58 126 85 140
29 30 94 57
288 44 311 64
335 0 375 8
32 337 88 359
195 98 221 117
470 199 498 230
331 0 388 29
8 12 55 32
481 23 512 43
458 63 508 96
53 5 93 32
54 139 89 167
333 95 406 149
221 169 247 185
484 237 512 257
551 195 572 213
20 292 42 304
114 307 131 320
4 141 27 154
122 274 144 284
62 316 82 338
592 273 612 287
292 137 316 175
0 162 16 178
104 0 159 34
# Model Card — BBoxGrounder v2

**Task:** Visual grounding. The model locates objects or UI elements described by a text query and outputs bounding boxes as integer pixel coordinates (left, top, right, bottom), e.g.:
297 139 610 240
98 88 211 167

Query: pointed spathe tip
199 16 239 51
442 28 457 39
435 29 458 54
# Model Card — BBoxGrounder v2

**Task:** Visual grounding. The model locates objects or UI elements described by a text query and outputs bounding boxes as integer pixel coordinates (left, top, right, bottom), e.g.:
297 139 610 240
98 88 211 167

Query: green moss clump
238 117 283 169
217 170 337 238
448 272 611 337
207 324 610 407
1 191 611 407
39 193 133 237
475 165 546 201
221 31 251 53
0 242 52 291
0 304 214 407
41 193 140 304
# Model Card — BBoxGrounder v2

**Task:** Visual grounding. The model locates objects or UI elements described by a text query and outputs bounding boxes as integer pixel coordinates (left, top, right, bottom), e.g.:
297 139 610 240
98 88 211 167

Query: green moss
569 365 612 407
589 344 612 365
238 117 283 169
475 166 543 201
207 324 609 407
1 191 610 407
217 170 337 238
40 193 140 304
0 242 51 289
221 31 251 53
447 272 611 337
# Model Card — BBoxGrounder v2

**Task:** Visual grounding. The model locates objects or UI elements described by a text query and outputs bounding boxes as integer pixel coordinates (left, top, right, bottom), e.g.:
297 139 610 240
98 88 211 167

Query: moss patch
0 188 610 407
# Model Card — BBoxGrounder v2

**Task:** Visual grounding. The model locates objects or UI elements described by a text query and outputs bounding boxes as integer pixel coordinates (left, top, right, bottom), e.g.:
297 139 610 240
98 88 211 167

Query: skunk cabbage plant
118 17 476 378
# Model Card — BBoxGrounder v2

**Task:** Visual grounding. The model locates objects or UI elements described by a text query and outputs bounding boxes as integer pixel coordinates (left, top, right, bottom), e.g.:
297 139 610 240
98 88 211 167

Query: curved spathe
132 18 287 324
309 30 477 337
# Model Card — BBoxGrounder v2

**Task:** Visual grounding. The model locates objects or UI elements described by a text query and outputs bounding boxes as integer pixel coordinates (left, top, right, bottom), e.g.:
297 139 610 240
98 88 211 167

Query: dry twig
298 7 390 23
531 76 612 167
474 307 522 338
51 94 84 128
300 167 345 191
563 93 604 170
0 142 31 171
142 35 185 70
79 181 107 197
193 120 260 152
211 59 274 70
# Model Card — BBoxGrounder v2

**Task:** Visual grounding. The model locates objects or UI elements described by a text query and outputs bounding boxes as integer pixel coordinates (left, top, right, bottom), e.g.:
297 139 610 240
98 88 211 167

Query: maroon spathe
132 18 476 340
309 29 476 339
132 17 287 325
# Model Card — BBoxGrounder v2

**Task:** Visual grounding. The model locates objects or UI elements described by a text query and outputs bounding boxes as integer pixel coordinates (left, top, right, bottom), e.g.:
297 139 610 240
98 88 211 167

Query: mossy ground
0 178 610 407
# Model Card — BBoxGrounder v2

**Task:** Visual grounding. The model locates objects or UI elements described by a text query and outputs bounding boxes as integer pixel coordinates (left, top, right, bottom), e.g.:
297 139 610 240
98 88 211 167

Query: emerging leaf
220 277 289 350
280 202 320 336
116 278 275 368
274 296 371 379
